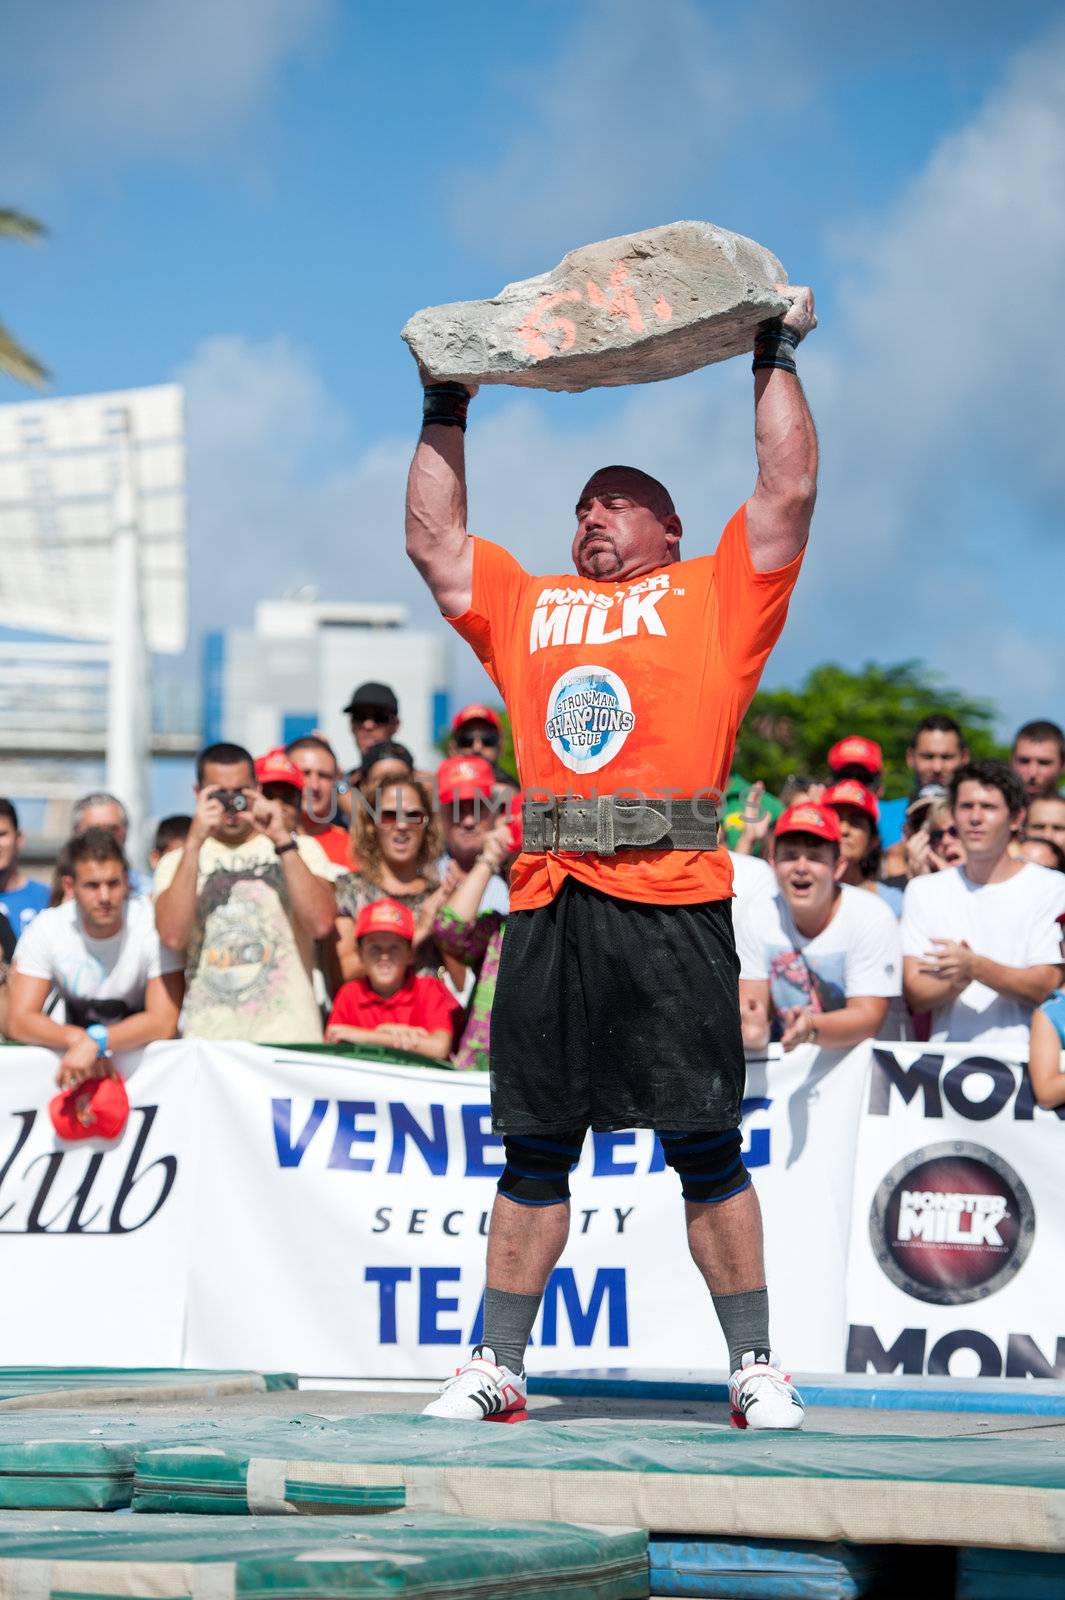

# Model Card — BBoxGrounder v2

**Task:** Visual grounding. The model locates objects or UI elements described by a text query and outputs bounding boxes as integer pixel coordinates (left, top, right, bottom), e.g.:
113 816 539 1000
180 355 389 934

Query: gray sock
712 1287 771 1373
481 1286 541 1375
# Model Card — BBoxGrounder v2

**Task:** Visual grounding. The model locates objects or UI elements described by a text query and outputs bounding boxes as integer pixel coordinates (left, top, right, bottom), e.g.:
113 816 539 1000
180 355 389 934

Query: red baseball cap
437 755 495 805
451 703 501 733
827 735 883 774
355 898 416 942
255 749 305 791
823 779 880 824
49 1075 130 1142
775 801 843 845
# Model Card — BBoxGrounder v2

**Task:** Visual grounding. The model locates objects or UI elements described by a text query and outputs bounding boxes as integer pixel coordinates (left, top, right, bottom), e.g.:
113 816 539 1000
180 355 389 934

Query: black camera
210 788 249 813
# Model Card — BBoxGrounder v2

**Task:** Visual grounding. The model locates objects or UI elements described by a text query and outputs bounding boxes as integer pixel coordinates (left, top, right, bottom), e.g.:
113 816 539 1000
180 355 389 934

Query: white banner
844 1041 1065 1381
0 1043 199 1365
0 1038 868 1377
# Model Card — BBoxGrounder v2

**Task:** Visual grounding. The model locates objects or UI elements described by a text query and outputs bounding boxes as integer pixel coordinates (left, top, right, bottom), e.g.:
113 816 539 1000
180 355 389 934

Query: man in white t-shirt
736 801 903 1052
6 829 183 1089
729 848 775 909
155 742 337 1043
901 761 1065 1049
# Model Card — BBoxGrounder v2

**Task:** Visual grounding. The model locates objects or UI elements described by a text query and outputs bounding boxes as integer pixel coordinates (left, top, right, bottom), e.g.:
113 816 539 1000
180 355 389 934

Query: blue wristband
86 1024 110 1059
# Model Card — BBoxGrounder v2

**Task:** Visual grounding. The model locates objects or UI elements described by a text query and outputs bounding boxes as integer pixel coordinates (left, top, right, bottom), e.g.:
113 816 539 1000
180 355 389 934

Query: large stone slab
402 221 789 392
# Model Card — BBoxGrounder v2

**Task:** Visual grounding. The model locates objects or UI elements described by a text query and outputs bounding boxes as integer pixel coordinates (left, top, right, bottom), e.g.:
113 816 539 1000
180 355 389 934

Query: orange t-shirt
446 504 803 910
304 823 351 869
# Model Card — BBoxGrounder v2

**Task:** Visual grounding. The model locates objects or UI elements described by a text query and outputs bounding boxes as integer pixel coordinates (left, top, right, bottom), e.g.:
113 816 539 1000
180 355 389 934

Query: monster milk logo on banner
869 1140 1035 1307
544 665 635 774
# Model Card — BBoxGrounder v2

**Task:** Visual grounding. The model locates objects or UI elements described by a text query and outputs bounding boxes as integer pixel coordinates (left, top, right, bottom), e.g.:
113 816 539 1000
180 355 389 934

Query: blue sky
4 0 1064 738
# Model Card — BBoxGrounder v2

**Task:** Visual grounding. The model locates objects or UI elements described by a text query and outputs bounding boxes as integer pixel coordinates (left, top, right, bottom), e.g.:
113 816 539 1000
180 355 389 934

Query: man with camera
154 742 336 1043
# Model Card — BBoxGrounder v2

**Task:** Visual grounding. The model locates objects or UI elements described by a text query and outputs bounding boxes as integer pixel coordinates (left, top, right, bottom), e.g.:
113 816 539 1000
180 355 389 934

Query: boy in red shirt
326 899 457 1060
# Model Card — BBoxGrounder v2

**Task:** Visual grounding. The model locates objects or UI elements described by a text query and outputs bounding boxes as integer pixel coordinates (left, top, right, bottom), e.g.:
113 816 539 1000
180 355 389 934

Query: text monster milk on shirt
447 504 803 910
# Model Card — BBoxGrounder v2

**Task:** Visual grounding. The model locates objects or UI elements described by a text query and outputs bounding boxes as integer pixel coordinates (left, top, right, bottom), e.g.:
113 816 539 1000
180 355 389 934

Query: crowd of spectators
730 716 1065 1106
1 686 1063 1123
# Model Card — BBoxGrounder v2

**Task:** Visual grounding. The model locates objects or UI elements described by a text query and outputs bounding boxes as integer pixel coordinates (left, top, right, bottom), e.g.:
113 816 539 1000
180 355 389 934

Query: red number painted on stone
517 263 672 362
518 290 583 360
585 263 645 335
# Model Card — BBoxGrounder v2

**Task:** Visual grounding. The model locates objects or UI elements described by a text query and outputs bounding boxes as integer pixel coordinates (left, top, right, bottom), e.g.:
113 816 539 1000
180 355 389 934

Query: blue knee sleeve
497 1133 584 1207
657 1127 750 1204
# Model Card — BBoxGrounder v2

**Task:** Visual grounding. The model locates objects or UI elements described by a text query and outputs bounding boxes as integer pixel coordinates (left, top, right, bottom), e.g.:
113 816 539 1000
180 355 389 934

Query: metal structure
205 596 450 773
0 384 187 859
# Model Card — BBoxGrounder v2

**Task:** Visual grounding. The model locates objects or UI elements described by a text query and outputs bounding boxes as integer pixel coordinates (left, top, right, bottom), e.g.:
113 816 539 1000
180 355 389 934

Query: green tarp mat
0 1510 648 1599
130 1414 1065 1551
0 1368 296 1411
0 1414 347 1513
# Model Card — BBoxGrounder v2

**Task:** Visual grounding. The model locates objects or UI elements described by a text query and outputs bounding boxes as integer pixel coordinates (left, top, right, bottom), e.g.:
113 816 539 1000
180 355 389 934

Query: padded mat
130 1414 1065 1550
531 1370 1065 1416
0 1413 342 1512
0 1509 648 1599
0 1368 296 1411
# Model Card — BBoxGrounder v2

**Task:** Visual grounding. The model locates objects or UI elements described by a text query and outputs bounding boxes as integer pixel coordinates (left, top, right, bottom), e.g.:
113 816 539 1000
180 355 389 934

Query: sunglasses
455 731 499 750
929 825 959 845
352 707 393 724
379 809 427 828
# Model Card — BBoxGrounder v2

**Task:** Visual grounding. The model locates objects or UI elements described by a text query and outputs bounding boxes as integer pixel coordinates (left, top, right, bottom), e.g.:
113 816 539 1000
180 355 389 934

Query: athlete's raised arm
745 286 819 574
405 375 476 618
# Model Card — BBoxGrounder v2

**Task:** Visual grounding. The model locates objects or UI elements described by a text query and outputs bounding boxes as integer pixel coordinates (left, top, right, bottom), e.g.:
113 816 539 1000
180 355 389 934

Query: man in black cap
343 682 401 787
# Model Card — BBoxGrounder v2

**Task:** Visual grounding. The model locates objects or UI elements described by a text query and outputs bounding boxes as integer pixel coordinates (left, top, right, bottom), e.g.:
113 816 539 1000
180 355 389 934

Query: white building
203 595 452 772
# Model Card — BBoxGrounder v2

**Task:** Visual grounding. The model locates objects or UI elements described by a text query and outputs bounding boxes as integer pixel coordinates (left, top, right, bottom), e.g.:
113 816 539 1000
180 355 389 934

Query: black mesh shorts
490 878 746 1136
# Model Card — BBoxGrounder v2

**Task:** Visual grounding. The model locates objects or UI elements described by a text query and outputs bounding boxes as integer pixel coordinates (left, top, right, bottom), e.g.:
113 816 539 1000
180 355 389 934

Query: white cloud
177 333 356 628
448 0 743 268
448 0 1052 274
5 0 333 188
174 19 1065 730
793 20 1065 724
466 3 1065 730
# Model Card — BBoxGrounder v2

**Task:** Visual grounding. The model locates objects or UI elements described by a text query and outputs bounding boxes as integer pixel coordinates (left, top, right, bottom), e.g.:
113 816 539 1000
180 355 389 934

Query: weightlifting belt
521 795 719 856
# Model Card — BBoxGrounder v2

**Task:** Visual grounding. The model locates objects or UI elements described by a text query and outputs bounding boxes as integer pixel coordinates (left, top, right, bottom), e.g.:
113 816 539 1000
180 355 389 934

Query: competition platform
0 1367 1062 1597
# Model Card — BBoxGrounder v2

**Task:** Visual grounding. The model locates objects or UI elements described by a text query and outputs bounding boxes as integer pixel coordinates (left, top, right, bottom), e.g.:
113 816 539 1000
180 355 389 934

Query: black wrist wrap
422 383 470 431
752 319 800 375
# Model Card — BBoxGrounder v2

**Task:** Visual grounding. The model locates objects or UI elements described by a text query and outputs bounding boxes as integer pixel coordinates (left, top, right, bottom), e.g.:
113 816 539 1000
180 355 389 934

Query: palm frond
0 322 50 386
0 208 47 244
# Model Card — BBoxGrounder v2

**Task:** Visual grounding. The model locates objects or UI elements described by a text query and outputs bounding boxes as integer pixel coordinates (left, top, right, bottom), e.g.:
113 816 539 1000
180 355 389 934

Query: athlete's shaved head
572 465 682 580
577 466 677 520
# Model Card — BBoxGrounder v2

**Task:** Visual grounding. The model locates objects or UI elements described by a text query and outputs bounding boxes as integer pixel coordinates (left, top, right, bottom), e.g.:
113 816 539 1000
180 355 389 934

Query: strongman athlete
407 288 818 1429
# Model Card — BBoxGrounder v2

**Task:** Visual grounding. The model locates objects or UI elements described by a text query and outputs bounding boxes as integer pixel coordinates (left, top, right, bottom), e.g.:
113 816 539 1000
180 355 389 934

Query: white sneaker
422 1346 528 1422
729 1351 805 1430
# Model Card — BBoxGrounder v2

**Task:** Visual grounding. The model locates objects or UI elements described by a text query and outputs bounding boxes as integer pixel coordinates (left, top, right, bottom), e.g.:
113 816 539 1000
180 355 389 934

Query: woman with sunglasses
907 798 967 876
333 778 452 984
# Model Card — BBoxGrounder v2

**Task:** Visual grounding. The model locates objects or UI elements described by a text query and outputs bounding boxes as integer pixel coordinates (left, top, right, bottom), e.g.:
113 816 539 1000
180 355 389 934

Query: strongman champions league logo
869 1141 1035 1307
545 665 635 774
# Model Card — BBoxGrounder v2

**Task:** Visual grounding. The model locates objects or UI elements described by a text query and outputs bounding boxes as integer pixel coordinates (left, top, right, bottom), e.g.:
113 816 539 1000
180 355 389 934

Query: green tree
734 661 1006 798
1 208 49 387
